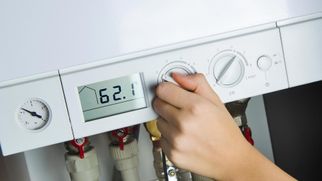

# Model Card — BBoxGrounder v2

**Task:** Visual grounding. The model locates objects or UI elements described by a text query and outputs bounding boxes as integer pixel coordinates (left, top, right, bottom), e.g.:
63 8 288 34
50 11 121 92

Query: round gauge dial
17 99 51 131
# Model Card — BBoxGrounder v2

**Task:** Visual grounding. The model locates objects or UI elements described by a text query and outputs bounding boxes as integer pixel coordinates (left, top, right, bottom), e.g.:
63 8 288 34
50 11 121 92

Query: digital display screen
78 73 147 122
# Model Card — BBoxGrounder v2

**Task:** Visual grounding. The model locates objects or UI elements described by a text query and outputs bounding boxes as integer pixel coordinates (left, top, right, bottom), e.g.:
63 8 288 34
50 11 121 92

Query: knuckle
152 98 161 110
167 149 180 163
173 112 184 124
171 137 181 150
173 113 189 132
195 73 205 81
155 84 163 97
152 98 158 107
175 136 188 151
156 83 168 97
188 101 205 115
156 118 163 131
168 150 185 167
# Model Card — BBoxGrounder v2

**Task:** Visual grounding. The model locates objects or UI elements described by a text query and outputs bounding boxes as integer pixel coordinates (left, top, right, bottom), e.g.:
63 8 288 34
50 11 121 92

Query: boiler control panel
0 23 288 156
60 23 287 140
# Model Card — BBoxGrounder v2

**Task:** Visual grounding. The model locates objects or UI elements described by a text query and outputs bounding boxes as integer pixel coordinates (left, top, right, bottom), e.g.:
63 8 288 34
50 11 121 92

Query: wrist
227 140 296 181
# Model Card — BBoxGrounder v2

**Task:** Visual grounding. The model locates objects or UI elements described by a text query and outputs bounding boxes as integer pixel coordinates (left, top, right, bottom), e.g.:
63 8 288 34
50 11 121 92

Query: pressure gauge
17 99 51 131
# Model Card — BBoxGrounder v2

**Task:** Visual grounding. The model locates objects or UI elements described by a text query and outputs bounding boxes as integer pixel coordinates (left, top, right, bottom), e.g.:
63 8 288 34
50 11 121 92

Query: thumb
171 73 223 105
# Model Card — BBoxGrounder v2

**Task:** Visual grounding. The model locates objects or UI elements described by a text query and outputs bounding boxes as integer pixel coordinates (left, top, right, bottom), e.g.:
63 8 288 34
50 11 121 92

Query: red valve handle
70 137 89 159
111 127 129 150
243 126 254 145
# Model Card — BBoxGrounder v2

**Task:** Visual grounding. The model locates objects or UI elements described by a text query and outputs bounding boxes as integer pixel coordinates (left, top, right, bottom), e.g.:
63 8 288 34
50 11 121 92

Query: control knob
158 61 196 84
212 51 245 87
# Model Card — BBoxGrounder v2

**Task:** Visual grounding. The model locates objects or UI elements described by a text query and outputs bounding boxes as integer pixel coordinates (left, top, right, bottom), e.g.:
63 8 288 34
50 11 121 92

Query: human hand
153 73 295 181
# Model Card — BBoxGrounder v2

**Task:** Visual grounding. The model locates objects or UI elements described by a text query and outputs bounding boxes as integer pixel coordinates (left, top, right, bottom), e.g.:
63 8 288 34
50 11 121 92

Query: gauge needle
21 108 42 119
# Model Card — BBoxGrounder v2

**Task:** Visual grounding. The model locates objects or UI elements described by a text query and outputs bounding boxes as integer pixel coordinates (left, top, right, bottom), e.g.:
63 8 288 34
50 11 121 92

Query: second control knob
211 51 245 87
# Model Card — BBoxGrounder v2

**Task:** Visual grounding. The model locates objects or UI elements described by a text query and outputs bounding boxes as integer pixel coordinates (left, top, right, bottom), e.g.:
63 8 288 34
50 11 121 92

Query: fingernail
171 72 186 77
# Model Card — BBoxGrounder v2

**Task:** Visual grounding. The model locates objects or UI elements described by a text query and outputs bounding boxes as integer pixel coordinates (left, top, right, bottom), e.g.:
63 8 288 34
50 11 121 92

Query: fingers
156 117 177 143
155 82 198 108
156 117 171 136
153 97 181 123
159 137 173 160
172 73 223 105
159 129 183 167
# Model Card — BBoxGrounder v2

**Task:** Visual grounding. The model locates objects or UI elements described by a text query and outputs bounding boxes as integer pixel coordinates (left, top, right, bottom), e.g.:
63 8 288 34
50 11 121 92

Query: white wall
0 1 322 82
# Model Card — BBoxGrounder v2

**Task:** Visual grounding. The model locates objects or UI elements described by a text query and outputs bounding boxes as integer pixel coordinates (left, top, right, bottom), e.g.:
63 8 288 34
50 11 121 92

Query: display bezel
77 72 149 122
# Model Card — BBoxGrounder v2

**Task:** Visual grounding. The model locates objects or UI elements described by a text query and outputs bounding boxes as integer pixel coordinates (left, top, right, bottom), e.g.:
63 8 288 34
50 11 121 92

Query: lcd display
78 73 147 122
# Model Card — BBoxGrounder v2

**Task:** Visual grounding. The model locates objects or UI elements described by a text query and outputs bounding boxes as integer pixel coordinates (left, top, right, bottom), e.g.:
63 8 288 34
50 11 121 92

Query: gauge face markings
17 99 51 131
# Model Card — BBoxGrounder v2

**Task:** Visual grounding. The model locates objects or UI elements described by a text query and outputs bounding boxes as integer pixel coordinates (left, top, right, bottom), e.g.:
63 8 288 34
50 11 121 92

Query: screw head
168 168 176 177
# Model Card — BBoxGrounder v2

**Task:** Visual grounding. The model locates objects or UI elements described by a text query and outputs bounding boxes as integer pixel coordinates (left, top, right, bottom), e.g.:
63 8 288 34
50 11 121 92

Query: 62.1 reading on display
78 73 147 122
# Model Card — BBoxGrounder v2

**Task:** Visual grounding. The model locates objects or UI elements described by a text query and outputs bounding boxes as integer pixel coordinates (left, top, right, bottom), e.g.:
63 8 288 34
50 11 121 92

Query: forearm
216 141 296 181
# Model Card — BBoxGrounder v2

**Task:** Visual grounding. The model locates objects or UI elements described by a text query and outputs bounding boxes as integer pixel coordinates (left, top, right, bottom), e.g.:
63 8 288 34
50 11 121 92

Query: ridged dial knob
212 51 245 87
158 61 196 84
